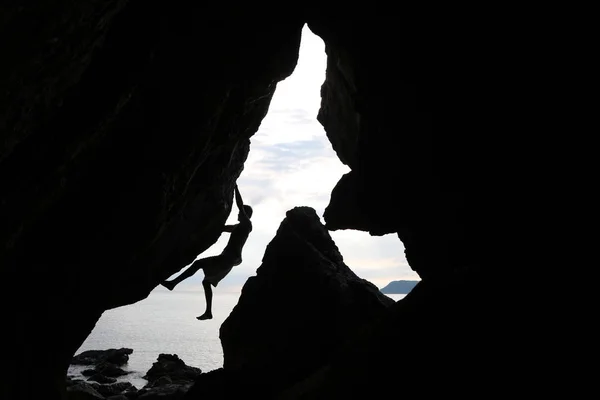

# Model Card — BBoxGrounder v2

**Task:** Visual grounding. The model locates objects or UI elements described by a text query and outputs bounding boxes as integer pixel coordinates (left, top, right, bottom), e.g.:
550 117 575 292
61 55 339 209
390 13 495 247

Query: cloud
253 112 324 146
251 140 334 172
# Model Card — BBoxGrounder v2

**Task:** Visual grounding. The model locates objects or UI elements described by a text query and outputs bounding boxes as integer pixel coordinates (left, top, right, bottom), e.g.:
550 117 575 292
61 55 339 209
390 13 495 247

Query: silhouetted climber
161 184 253 320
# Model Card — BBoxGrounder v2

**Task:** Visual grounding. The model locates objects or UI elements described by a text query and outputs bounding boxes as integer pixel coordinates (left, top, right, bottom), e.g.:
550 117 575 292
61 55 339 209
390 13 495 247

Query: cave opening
67 24 418 389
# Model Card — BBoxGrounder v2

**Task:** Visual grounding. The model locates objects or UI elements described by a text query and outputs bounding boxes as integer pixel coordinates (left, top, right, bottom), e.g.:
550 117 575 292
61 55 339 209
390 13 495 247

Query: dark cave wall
1 2 304 305
0 4 518 400
0 0 129 164
1 3 305 399
308 16 468 280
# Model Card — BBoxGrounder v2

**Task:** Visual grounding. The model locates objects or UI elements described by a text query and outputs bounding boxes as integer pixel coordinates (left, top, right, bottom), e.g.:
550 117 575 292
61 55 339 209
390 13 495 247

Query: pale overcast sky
167 25 419 293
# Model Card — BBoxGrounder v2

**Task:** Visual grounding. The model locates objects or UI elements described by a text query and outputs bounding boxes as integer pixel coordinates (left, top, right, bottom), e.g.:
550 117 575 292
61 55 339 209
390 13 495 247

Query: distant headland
380 280 419 294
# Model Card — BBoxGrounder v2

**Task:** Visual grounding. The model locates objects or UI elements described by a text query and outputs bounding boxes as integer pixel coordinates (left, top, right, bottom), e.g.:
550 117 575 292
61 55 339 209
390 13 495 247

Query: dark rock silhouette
105 396 128 400
66 382 138 400
95 382 136 398
185 368 265 399
81 362 129 378
221 207 393 373
65 381 104 400
136 355 199 399
379 280 419 294
187 207 393 397
278 270 512 399
143 354 202 385
72 349 133 367
65 379 138 399
150 375 173 387
68 351 197 399
66 377 84 387
137 384 190 400
87 374 117 385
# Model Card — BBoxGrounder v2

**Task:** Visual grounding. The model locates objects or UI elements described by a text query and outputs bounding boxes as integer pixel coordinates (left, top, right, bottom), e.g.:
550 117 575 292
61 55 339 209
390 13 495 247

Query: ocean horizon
69 287 405 388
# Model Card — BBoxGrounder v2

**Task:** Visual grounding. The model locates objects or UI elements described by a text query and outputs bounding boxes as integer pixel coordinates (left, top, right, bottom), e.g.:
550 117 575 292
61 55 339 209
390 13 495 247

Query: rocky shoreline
67 348 201 400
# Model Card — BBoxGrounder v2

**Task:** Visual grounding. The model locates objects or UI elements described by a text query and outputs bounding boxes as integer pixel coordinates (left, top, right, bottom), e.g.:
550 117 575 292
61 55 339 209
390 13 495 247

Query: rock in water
144 354 201 385
71 348 133 366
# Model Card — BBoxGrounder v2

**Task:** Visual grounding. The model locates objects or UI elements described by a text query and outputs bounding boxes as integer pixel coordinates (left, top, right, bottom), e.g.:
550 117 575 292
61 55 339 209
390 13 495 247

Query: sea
68 287 406 389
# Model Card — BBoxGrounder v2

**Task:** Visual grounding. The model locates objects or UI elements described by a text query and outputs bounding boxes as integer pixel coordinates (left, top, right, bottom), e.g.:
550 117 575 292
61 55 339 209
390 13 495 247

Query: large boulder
144 354 201 386
278 268 519 399
215 207 393 392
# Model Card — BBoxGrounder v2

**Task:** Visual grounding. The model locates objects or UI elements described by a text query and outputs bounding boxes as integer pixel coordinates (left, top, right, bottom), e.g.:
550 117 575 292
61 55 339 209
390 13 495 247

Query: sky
165 25 419 293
